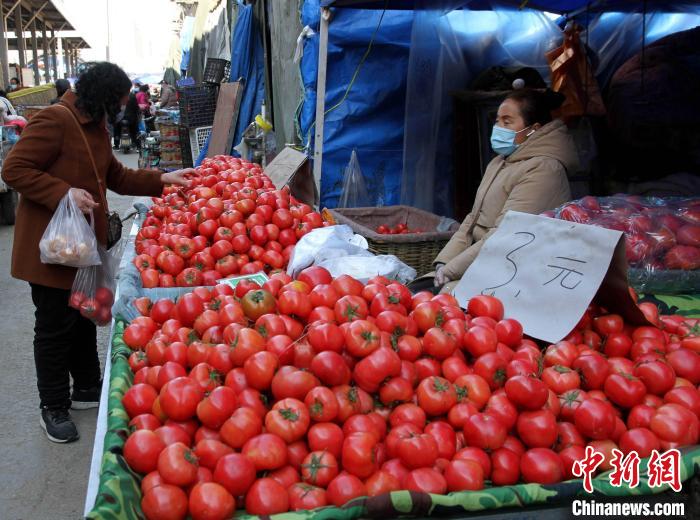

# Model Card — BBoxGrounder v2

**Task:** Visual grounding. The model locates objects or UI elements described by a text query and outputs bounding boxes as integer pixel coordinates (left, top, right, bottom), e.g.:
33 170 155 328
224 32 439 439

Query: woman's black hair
505 88 565 127
139 84 149 93
0 89 7 98
74 62 131 122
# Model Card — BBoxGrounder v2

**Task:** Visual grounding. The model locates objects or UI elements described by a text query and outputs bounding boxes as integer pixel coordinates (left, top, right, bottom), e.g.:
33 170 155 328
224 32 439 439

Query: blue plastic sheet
180 16 196 74
299 0 413 209
229 0 266 154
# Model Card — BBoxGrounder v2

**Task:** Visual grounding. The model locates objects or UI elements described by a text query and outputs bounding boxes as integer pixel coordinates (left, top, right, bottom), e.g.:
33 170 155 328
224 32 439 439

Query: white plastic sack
318 255 417 285
39 190 101 267
287 225 369 278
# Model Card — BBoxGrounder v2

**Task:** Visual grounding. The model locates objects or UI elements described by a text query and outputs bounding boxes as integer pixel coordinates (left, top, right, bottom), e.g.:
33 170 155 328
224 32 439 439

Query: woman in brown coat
433 89 577 293
1 62 192 443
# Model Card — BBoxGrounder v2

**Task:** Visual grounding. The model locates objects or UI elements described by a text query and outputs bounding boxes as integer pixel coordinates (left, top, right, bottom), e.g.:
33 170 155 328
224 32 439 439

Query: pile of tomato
133 155 326 288
375 223 422 235
119 263 700 520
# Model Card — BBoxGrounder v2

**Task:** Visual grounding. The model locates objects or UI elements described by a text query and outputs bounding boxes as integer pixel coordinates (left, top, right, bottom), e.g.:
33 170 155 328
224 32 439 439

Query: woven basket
8 85 56 106
329 206 458 276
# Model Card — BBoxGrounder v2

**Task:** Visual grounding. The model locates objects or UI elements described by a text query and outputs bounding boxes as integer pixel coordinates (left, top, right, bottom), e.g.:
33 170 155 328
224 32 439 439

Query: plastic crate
203 58 231 84
179 125 193 168
177 85 217 127
190 126 212 161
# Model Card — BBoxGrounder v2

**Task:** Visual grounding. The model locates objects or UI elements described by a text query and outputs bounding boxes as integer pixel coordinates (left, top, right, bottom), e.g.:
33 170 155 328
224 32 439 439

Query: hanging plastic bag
69 240 126 326
338 149 370 208
39 190 101 267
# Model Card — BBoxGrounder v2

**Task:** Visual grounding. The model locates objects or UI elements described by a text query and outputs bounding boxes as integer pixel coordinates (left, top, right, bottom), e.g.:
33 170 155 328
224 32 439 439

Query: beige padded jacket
435 119 577 281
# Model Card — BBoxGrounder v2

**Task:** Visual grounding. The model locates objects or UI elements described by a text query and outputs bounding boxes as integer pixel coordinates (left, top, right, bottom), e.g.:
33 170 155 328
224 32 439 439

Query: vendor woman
434 88 577 291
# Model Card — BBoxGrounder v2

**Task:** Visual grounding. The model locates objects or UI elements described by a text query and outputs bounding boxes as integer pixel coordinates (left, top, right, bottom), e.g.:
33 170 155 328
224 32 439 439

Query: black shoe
71 381 102 410
40 407 79 443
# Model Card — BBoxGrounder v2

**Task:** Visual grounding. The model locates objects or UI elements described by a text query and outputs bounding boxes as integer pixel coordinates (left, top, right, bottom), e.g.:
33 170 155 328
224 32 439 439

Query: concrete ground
0 151 140 520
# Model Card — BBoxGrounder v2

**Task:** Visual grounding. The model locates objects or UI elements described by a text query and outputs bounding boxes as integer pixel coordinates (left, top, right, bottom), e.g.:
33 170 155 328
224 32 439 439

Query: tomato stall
76 153 700 520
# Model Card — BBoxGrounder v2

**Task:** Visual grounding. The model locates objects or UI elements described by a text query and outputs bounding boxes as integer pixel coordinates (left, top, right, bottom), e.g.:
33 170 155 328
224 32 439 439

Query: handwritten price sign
453 211 647 343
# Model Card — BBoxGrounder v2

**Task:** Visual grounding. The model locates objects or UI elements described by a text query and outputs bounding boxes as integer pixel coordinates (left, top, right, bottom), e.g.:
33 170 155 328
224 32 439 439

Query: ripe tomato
157 442 199 487
490 447 520 485
404 468 447 494
520 448 564 484
196 386 237 429
141 484 188 520
245 478 289 515
541 365 581 394
123 383 158 419
467 295 504 321
188 482 235 520
271 366 319 401
334 295 369 323
299 450 339 487
176 293 205 327
453 374 491 410
305 386 339 422
342 432 379 478
619 427 660 458
473 352 508 390
212 452 256 497
354 347 402 393
123 430 165 474
308 422 344 460
571 352 609 390
326 472 367 507
242 433 289 471
160 376 204 421
445 459 484 491
219 406 262 449
288 483 328 511
650 403 700 446
504 375 548 411
604 373 646 408
416 376 457 416
265 398 311 443
574 398 617 440
464 413 506 450
516 410 557 448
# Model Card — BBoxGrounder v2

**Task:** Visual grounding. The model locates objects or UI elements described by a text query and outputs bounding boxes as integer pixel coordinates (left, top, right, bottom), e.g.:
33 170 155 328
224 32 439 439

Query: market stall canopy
1 0 75 31
320 0 700 13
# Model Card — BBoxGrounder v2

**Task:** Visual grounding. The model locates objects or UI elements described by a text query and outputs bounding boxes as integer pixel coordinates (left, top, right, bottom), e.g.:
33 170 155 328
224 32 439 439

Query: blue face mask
490 125 533 156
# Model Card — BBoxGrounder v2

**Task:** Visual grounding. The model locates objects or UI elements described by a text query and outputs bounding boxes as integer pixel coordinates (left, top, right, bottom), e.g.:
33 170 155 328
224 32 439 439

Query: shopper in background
111 92 141 149
135 84 150 110
50 79 72 105
158 79 177 108
432 88 576 292
0 89 27 132
8 76 20 91
1 61 194 444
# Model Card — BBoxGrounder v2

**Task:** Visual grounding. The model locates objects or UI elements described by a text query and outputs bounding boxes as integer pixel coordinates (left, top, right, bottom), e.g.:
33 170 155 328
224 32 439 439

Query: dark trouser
113 120 139 148
30 283 101 409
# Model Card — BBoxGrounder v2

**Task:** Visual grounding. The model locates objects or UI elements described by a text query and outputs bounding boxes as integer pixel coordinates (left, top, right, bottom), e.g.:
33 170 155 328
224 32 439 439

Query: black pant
113 119 138 148
30 283 101 409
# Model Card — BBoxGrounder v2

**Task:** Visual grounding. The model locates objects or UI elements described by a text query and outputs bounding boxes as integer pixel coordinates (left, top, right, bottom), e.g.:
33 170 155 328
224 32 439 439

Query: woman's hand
69 188 99 214
434 263 450 287
161 169 194 187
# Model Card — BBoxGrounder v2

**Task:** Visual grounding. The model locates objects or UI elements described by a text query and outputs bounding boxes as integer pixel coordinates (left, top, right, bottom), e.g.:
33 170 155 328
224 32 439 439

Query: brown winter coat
435 119 577 284
1 90 164 290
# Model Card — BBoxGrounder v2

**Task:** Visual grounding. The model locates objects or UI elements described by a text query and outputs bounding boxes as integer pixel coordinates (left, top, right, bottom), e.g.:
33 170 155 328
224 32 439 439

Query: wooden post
30 18 39 85
50 29 57 80
0 3 10 87
41 21 50 83
14 3 25 70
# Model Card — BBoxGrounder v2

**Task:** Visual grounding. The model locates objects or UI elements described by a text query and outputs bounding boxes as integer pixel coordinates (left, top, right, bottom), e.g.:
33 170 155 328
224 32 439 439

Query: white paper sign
452 211 625 343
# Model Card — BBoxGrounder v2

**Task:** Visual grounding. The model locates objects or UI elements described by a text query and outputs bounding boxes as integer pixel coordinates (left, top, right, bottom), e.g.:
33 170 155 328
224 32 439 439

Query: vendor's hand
434 263 450 287
69 188 99 214
161 169 194 187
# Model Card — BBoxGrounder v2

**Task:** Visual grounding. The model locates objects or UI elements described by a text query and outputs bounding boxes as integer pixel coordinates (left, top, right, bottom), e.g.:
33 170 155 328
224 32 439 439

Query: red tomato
242 433 289 471
404 468 447 494
308 422 344 460
444 459 484 491
504 375 548 411
141 484 188 520
123 430 165 474
157 442 199 487
342 432 379 478
520 448 564 484
245 478 289 515
416 377 457 416
188 482 235 520
326 472 367 507
604 373 646 409
467 295 504 321
300 450 339 487
516 410 558 448
574 398 617 440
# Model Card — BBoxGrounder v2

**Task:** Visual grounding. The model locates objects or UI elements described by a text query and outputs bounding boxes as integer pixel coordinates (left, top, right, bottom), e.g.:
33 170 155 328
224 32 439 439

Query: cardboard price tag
452 211 647 343
264 147 318 207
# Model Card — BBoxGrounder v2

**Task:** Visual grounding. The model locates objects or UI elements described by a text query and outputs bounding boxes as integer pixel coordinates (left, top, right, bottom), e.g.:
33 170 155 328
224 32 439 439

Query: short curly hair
74 62 131 122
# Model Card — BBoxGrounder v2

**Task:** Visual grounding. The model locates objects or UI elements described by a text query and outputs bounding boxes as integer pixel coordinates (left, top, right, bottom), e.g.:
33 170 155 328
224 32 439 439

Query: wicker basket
329 206 458 276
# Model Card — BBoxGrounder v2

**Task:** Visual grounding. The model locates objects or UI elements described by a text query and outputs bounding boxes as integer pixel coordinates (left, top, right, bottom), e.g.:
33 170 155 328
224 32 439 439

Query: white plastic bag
39 190 101 267
318 255 417 285
286 225 370 278
70 240 125 326
338 149 370 208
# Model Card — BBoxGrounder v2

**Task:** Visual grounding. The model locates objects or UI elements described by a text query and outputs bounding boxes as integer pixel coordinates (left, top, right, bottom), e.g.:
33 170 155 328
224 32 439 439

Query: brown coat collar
58 90 94 125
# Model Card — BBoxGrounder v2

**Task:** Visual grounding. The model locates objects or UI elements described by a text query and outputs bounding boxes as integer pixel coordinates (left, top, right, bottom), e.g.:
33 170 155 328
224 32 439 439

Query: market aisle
0 151 139 520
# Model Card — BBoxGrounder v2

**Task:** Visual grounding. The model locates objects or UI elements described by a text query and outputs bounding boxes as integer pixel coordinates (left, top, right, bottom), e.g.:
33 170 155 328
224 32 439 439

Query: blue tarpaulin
229 0 266 155
301 0 700 214
299 0 413 208
180 16 196 73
